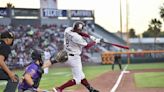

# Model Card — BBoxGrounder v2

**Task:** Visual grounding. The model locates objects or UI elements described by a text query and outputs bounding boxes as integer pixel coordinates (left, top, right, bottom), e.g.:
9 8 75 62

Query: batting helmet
72 21 85 31
31 50 43 66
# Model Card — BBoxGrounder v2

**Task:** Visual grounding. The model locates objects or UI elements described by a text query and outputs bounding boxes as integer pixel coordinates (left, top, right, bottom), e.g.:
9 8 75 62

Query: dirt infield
74 69 164 92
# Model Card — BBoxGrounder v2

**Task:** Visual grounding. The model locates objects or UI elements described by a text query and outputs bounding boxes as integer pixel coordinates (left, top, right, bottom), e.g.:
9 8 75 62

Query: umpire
112 54 122 70
0 31 19 92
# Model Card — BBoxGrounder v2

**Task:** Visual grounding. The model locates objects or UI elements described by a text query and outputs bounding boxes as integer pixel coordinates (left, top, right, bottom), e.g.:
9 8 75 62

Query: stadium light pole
126 0 130 64
120 0 123 39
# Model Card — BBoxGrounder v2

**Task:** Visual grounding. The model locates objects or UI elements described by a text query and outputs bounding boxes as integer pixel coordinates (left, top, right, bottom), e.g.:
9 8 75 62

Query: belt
69 54 74 56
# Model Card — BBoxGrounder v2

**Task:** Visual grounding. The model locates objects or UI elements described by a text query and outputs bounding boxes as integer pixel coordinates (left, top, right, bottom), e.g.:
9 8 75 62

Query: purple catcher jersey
18 62 42 90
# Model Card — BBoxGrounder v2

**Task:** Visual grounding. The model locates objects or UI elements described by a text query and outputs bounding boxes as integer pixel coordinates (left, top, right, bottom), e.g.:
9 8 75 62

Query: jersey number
65 33 73 47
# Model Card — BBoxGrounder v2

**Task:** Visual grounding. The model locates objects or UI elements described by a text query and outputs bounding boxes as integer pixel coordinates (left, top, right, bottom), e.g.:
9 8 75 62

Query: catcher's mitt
55 50 68 63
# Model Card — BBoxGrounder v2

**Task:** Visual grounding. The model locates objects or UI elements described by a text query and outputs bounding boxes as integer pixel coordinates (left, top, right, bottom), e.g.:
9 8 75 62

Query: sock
59 79 76 90
81 78 91 90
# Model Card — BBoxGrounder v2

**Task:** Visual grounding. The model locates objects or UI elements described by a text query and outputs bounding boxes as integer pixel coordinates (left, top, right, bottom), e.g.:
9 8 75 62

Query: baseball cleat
53 87 63 92
52 88 57 92
89 87 99 92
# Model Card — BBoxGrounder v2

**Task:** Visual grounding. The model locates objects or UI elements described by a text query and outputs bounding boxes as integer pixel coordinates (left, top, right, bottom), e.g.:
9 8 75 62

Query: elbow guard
84 41 96 49
79 32 90 38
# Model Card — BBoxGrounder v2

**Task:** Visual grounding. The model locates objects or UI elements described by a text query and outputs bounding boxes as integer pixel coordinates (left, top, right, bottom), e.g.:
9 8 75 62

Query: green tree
159 3 164 37
5 3 14 18
159 31 164 37
160 3 164 21
143 18 162 37
129 28 137 38
143 18 162 50
151 18 162 36
6 3 15 8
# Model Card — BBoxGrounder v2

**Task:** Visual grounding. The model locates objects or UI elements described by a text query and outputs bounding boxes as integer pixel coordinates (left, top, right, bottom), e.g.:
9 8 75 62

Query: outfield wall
101 50 164 64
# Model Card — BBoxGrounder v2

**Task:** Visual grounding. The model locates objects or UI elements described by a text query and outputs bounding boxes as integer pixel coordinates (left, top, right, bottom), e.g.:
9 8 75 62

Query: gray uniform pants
0 68 19 92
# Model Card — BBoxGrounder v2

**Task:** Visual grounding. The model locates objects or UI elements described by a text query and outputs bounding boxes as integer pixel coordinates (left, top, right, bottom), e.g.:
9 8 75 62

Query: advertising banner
42 9 67 17
13 8 39 16
0 8 9 17
70 10 93 17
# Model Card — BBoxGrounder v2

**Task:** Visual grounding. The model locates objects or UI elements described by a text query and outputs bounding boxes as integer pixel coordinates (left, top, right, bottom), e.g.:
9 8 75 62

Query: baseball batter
53 21 100 92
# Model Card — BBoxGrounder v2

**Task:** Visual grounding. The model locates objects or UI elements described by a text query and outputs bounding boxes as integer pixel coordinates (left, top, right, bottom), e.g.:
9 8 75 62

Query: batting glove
90 36 96 41
95 38 101 43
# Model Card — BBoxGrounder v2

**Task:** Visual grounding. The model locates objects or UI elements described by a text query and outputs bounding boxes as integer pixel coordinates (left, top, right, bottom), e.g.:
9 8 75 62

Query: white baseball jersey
64 27 87 55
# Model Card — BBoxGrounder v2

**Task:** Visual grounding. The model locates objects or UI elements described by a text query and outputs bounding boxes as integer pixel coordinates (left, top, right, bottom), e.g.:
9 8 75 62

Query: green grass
1 62 164 91
130 63 164 88
127 62 164 70
134 72 164 88
0 65 111 91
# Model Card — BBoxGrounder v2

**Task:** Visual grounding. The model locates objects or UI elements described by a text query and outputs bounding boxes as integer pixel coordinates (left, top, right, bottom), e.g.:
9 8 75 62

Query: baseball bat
101 39 129 49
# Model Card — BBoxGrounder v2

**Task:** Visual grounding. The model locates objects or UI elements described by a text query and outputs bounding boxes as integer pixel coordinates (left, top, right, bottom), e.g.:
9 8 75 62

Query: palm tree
5 3 14 18
129 28 137 38
160 3 164 21
150 18 162 50
6 3 15 8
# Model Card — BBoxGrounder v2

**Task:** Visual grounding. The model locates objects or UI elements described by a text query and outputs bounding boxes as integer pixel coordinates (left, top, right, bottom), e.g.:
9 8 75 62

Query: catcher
18 50 46 92
18 49 67 92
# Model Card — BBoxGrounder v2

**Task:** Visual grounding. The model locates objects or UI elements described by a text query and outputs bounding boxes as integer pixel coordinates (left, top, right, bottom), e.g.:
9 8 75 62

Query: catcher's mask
31 50 43 66
73 21 85 33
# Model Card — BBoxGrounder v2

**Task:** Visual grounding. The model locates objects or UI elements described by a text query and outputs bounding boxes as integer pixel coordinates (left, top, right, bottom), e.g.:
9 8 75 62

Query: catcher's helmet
31 50 43 66
73 21 85 31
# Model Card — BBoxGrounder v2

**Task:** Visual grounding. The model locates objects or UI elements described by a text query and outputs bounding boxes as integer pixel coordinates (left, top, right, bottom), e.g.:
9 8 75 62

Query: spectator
43 48 51 74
